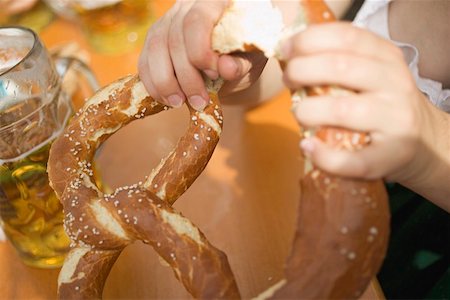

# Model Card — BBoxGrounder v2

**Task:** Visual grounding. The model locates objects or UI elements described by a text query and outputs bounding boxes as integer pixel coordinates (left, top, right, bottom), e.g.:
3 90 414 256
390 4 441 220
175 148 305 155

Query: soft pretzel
48 0 390 299
48 76 239 298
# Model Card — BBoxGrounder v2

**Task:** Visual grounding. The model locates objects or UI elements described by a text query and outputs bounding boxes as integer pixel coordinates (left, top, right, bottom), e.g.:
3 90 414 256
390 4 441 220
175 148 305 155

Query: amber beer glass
0 27 98 268
71 0 154 53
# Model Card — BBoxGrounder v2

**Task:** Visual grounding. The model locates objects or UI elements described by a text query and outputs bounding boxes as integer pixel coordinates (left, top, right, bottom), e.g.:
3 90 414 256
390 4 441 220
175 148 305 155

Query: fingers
139 1 230 110
281 22 408 93
300 137 386 179
139 29 185 107
283 52 401 92
281 22 404 64
292 94 392 132
183 0 230 78
138 6 185 107
282 22 421 181
217 52 267 81
169 3 210 110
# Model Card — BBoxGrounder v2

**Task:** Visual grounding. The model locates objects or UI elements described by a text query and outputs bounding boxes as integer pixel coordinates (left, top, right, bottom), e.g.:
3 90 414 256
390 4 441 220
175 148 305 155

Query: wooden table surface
0 1 385 299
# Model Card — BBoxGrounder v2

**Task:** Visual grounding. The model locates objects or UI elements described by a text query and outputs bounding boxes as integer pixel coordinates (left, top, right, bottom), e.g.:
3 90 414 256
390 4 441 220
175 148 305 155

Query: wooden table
0 2 385 299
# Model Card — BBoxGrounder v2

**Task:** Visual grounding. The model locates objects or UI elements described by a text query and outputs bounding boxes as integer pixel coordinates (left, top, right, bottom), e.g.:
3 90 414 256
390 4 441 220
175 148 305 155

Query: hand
282 22 445 185
138 0 268 110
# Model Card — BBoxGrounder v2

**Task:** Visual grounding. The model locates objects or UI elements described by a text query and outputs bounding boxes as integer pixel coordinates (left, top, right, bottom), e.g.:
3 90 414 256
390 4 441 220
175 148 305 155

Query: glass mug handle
52 56 107 186
53 55 100 99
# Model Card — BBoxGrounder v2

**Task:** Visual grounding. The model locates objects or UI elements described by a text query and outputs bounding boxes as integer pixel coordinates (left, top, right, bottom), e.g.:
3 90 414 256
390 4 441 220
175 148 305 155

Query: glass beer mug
0 26 99 268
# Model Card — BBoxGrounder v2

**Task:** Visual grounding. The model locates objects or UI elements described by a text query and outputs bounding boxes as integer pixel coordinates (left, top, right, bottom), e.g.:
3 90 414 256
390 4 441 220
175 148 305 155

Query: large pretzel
48 0 390 299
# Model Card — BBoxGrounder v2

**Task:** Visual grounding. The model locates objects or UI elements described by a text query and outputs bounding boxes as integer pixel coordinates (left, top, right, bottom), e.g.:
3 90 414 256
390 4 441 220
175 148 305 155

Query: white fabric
353 0 450 112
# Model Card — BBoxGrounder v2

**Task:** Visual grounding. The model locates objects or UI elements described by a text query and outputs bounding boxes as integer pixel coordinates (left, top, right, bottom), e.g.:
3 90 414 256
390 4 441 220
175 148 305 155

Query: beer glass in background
45 0 155 54
0 1 54 34
0 26 99 268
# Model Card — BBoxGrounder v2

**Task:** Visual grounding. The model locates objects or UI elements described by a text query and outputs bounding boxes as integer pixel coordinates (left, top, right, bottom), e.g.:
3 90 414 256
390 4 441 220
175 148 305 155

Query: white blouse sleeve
352 0 450 113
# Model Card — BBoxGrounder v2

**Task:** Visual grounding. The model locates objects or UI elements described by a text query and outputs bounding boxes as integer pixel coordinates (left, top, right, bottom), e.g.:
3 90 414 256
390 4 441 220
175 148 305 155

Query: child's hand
138 0 268 110
283 22 445 185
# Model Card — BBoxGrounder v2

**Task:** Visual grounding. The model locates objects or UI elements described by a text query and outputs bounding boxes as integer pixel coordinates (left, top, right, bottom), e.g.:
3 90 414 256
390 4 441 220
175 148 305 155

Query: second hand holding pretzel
282 22 450 210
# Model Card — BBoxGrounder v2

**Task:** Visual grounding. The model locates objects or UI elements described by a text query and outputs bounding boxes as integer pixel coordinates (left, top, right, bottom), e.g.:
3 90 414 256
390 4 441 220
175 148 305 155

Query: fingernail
204 69 219 80
300 138 314 156
189 95 207 111
167 94 183 108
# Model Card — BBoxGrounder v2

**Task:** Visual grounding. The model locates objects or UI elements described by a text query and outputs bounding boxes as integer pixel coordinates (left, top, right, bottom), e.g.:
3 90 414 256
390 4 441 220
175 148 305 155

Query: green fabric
377 183 450 299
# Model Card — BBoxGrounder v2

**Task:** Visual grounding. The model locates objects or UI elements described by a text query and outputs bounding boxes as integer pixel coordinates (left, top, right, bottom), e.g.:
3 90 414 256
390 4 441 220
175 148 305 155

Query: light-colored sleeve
352 0 450 113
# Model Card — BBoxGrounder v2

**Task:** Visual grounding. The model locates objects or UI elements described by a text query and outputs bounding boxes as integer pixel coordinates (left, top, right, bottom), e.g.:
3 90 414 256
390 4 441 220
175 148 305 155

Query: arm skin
387 0 450 210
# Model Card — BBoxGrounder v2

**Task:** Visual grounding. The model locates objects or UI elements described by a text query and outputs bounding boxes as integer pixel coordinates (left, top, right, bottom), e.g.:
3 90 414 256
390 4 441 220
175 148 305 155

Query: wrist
396 98 450 211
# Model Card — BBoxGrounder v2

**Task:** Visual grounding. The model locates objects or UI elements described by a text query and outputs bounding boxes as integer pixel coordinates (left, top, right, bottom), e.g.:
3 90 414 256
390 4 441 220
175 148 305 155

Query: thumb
217 52 267 81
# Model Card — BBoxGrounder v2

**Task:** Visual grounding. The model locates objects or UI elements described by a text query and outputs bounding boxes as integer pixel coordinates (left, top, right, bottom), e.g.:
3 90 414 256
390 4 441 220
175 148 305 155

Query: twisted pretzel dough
48 76 239 298
48 0 390 299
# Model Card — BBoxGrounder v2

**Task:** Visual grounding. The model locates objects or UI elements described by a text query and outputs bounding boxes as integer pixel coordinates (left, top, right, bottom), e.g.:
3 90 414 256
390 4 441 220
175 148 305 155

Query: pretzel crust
48 75 240 298
48 0 390 299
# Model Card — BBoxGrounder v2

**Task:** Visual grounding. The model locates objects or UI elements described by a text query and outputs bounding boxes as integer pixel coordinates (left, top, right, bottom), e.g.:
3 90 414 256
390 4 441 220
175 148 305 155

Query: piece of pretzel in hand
47 75 239 299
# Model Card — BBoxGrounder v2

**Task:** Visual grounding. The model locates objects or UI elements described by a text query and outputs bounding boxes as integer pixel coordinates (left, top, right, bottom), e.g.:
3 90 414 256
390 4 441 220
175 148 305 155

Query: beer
73 0 154 53
0 92 71 268
0 26 99 268
0 94 107 268
0 142 70 268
